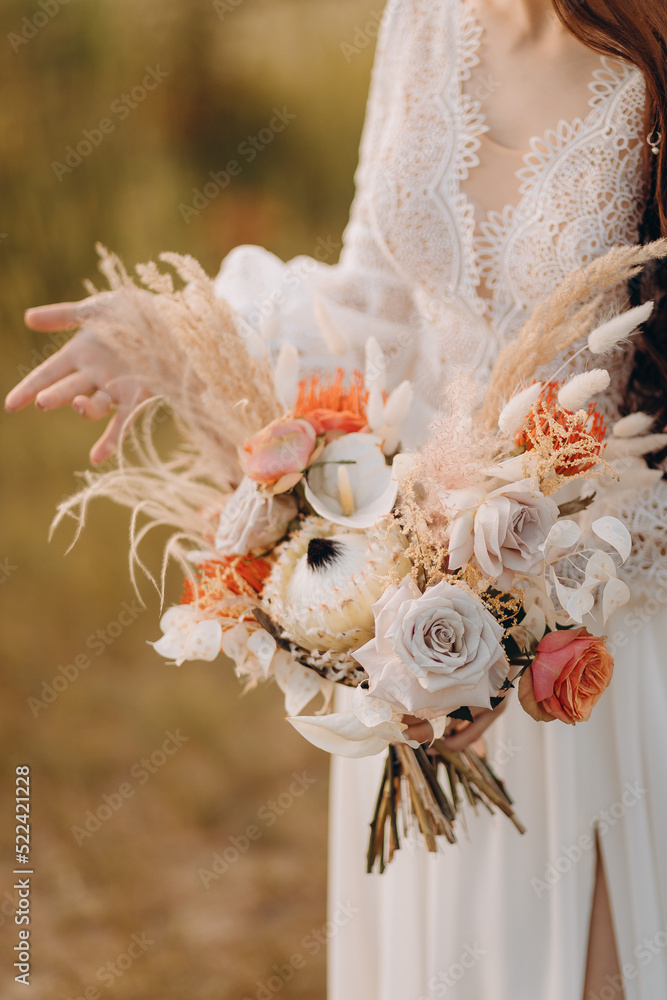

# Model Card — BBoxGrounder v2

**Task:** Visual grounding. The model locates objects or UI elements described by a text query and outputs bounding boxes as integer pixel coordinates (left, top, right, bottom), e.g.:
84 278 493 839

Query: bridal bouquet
53 240 667 871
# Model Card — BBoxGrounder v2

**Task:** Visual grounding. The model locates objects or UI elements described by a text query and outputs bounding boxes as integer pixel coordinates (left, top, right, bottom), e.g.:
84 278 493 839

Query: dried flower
497 382 543 436
152 605 223 666
557 369 610 412
587 301 654 355
611 412 655 438
214 477 298 557
516 382 607 478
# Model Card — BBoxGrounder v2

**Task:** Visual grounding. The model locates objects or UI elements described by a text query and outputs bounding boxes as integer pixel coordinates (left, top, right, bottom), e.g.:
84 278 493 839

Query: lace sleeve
213 1 423 391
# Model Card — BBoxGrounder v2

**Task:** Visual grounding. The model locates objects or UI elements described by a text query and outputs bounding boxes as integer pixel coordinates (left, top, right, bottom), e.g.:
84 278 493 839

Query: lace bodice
215 0 665 591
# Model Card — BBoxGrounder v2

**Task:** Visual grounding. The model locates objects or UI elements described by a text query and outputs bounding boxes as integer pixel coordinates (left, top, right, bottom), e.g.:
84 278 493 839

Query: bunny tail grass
479 238 667 428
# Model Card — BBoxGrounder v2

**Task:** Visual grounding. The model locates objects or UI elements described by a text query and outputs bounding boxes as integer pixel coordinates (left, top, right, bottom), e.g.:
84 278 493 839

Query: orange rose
518 627 614 725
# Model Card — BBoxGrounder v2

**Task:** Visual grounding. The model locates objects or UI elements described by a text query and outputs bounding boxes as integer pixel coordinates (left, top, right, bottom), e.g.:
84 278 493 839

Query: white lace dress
214 2 667 997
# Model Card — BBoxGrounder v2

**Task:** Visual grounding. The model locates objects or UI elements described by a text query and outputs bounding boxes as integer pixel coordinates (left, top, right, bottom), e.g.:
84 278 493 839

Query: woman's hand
402 698 508 752
4 296 154 465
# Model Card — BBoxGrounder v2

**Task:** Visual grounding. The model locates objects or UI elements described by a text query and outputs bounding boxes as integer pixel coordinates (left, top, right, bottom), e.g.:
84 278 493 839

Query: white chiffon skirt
327 596 667 1000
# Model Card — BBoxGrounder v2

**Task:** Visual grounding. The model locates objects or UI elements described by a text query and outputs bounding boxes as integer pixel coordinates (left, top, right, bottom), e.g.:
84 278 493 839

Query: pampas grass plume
558 369 610 412
587 300 654 355
497 382 543 436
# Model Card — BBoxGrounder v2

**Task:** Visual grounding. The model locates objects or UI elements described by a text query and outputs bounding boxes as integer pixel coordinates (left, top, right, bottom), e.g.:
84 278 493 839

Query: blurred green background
0 1 377 995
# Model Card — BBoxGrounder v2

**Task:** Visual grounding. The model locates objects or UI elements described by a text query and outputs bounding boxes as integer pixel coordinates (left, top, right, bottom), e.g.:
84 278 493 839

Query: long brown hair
551 0 667 430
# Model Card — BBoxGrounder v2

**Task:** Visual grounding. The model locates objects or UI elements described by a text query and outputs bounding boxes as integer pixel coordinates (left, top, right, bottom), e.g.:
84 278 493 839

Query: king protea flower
262 517 411 653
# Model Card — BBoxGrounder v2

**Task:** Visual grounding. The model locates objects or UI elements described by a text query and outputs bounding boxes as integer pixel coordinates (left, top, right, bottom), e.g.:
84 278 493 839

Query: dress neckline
453 0 640 321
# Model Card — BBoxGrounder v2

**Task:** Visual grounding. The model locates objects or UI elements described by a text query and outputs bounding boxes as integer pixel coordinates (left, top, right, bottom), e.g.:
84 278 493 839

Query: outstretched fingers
88 402 137 466
35 372 97 411
24 296 99 333
5 350 77 412
73 390 114 421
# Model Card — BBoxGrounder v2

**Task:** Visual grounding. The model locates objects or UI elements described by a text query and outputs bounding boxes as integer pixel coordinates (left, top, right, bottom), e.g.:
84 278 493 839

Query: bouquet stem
366 740 525 873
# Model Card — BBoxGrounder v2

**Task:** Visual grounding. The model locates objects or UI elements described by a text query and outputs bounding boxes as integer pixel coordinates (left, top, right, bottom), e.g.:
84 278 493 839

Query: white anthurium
151 605 222 665
304 433 398 528
274 656 326 717
287 688 418 758
273 342 300 411
591 516 632 563
314 296 348 356
602 576 631 623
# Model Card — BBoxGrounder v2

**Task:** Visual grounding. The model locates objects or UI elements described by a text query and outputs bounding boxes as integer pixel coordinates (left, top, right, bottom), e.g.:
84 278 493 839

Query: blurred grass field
0 1 377 995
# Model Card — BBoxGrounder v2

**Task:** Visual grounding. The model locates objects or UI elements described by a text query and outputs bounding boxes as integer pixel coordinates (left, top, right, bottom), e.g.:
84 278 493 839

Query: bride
6 1 667 997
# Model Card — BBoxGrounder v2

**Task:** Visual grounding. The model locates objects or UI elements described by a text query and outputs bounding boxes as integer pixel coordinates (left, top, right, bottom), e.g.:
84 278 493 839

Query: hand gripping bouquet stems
52 239 667 872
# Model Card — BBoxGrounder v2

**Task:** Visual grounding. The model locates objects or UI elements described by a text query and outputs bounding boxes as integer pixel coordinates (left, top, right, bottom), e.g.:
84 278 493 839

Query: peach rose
518 627 614 725
242 416 317 491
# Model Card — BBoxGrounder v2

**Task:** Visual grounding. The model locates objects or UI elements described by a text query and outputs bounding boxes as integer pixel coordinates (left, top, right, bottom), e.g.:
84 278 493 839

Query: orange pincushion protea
295 369 368 436
515 381 606 477
182 556 272 616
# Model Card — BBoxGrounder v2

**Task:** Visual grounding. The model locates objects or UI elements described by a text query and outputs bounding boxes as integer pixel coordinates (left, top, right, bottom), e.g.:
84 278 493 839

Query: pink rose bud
242 416 317 488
